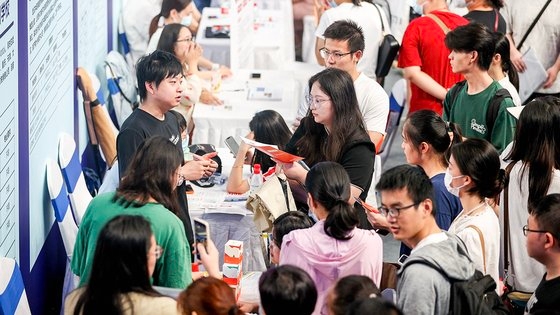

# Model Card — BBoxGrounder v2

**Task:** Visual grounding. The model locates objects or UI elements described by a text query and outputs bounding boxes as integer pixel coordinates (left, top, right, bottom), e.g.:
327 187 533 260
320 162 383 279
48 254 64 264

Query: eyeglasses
176 36 195 43
305 94 331 109
154 245 164 259
319 48 356 60
176 172 186 187
379 202 421 218
522 225 549 237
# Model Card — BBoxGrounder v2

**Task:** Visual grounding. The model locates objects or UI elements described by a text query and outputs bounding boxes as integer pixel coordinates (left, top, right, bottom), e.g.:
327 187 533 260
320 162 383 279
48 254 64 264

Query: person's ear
492 53 501 64
170 9 180 22
421 199 433 217
145 81 156 95
544 232 556 250
353 50 363 63
307 193 316 209
419 141 430 154
470 51 478 65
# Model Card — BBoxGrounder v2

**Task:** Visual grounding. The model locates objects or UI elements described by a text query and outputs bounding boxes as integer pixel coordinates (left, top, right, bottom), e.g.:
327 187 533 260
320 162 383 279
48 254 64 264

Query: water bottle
249 164 264 195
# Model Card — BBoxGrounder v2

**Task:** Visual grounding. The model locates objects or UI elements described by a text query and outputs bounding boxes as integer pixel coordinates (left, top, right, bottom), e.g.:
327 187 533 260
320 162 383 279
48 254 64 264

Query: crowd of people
65 0 560 314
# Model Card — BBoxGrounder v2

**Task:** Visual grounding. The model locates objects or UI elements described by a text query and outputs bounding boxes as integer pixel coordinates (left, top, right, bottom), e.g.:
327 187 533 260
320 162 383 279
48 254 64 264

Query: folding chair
105 51 138 127
378 78 406 164
0 257 31 315
58 133 93 225
46 159 79 256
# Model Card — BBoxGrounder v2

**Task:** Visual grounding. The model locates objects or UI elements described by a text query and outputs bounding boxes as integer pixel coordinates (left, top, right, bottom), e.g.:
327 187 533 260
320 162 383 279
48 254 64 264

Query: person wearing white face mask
446 138 504 293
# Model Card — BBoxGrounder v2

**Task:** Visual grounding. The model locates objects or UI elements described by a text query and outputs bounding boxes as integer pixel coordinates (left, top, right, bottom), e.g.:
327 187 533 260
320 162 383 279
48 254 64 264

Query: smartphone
224 136 239 156
193 218 210 259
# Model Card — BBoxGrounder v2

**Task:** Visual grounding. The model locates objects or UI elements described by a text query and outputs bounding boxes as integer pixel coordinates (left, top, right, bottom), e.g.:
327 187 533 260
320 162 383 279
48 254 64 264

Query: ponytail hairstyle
493 32 519 91
403 110 463 166
305 161 358 240
451 138 505 200
149 0 192 38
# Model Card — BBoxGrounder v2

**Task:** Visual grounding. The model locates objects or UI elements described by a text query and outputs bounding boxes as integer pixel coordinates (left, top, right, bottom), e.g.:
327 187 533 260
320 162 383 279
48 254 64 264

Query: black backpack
405 258 509 314
446 80 512 137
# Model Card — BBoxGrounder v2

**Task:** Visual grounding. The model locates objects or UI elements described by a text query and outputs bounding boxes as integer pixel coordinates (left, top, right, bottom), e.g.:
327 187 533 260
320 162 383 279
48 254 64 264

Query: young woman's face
173 27 195 63
401 127 421 165
309 82 334 129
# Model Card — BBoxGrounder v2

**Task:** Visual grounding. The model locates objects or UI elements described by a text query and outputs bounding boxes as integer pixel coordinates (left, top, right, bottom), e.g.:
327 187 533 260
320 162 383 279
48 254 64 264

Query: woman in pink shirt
280 161 383 315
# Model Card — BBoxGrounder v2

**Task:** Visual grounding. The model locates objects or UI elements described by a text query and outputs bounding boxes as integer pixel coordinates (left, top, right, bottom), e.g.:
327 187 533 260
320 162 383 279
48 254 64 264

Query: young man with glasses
375 164 475 315
296 20 389 150
524 193 560 313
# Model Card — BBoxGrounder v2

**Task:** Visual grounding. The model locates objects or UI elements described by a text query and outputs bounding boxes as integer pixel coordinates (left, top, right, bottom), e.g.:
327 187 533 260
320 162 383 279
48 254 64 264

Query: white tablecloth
196 6 295 69
188 148 267 272
192 69 301 147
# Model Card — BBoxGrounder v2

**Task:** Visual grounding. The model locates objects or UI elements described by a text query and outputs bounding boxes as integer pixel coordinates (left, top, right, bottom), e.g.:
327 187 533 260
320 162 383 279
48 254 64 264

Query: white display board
229 0 255 70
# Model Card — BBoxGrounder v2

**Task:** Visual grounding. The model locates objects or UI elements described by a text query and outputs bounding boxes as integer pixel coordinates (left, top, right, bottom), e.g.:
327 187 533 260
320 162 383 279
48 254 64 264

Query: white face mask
411 0 426 15
452 0 468 8
327 0 337 8
444 170 466 197
181 14 193 27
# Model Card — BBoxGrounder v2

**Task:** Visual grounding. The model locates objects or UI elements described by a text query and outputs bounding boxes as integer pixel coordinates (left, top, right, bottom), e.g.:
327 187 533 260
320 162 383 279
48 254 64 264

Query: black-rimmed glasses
379 202 420 218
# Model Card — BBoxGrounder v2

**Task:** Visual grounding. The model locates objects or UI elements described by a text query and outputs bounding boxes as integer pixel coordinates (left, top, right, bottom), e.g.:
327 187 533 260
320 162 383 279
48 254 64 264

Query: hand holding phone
194 218 210 260
224 136 240 156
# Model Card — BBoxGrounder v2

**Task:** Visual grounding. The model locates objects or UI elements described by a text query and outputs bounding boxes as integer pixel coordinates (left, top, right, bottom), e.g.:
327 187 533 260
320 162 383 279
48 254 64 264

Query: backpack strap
426 14 451 34
445 80 467 115
486 88 511 138
467 225 486 273
503 161 516 279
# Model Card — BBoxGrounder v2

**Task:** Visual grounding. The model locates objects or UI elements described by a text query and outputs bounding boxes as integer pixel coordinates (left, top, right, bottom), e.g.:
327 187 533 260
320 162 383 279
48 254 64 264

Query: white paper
518 47 547 103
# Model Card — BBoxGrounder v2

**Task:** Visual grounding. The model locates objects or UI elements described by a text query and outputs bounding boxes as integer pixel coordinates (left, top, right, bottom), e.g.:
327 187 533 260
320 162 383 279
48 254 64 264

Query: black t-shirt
287 117 376 229
117 108 194 246
464 10 506 33
525 273 560 314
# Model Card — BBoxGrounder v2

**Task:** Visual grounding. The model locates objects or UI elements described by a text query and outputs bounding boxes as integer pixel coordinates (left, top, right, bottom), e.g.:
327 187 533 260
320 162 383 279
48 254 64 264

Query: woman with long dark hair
489 32 521 106
447 138 503 290
66 215 177 315
226 110 293 194
71 136 220 290
500 96 560 292
280 162 383 315
283 67 376 228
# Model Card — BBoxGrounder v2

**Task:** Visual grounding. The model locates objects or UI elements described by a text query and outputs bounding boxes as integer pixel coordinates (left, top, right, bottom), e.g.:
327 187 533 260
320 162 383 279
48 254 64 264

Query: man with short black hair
117 50 217 247
376 165 474 315
259 265 317 315
524 193 560 313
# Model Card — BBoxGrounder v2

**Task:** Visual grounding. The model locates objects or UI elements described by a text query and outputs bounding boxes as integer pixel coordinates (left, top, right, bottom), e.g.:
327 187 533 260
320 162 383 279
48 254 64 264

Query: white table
196 6 295 69
192 69 301 147
188 148 267 272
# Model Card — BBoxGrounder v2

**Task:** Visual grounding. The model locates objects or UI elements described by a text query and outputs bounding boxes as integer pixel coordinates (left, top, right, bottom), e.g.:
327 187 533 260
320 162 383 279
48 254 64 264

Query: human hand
238 302 259 314
181 159 216 180
275 160 307 183
543 64 559 88
219 65 233 78
510 47 526 72
197 238 221 278
365 210 390 230
199 89 223 105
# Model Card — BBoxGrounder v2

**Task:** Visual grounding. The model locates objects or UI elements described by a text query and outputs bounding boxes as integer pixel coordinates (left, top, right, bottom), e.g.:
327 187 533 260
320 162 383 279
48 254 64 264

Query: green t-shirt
443 81 516 153
71 192 192 288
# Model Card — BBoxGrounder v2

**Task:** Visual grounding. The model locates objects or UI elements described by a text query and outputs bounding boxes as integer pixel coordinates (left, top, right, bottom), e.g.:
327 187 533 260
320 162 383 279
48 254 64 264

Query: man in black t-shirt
524 194 560 314
117 50 217 248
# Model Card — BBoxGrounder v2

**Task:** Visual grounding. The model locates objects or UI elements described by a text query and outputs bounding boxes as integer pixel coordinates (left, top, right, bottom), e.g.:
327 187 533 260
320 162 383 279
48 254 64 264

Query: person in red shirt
398 0 468 115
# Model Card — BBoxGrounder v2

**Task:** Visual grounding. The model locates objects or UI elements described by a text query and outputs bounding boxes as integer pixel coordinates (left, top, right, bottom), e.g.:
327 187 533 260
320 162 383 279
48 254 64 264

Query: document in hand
241 137 304 163
518 47 547 103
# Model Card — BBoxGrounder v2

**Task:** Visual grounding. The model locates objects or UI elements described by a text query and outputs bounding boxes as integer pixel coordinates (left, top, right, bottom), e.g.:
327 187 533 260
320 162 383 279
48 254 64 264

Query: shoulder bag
373 4 400 78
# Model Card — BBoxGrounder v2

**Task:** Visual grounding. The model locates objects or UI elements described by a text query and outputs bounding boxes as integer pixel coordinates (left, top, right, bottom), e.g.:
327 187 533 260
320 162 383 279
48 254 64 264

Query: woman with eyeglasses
282 67 376 229
65 215 179 315
499 96 560 293
71 136 220 291
280 161 383 315
446 138 503 291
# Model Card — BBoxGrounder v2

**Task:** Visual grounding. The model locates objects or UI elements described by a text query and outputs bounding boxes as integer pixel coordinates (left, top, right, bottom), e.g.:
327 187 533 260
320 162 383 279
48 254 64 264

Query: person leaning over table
281 67 375 229
226 110 292 194
72 136 221 290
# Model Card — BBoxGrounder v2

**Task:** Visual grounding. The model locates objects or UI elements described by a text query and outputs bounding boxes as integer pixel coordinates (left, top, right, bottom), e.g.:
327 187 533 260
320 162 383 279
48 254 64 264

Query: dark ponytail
305 162 358 240
493 32 519 91
148 0 192 39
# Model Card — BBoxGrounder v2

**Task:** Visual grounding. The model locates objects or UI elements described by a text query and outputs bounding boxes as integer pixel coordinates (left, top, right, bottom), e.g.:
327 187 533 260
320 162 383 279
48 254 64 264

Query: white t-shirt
296 72 389 135
315 2 390 79
146 27 163 54
122 0 162 64
498 76 522 107
448 204 501 292
499 160 560 292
